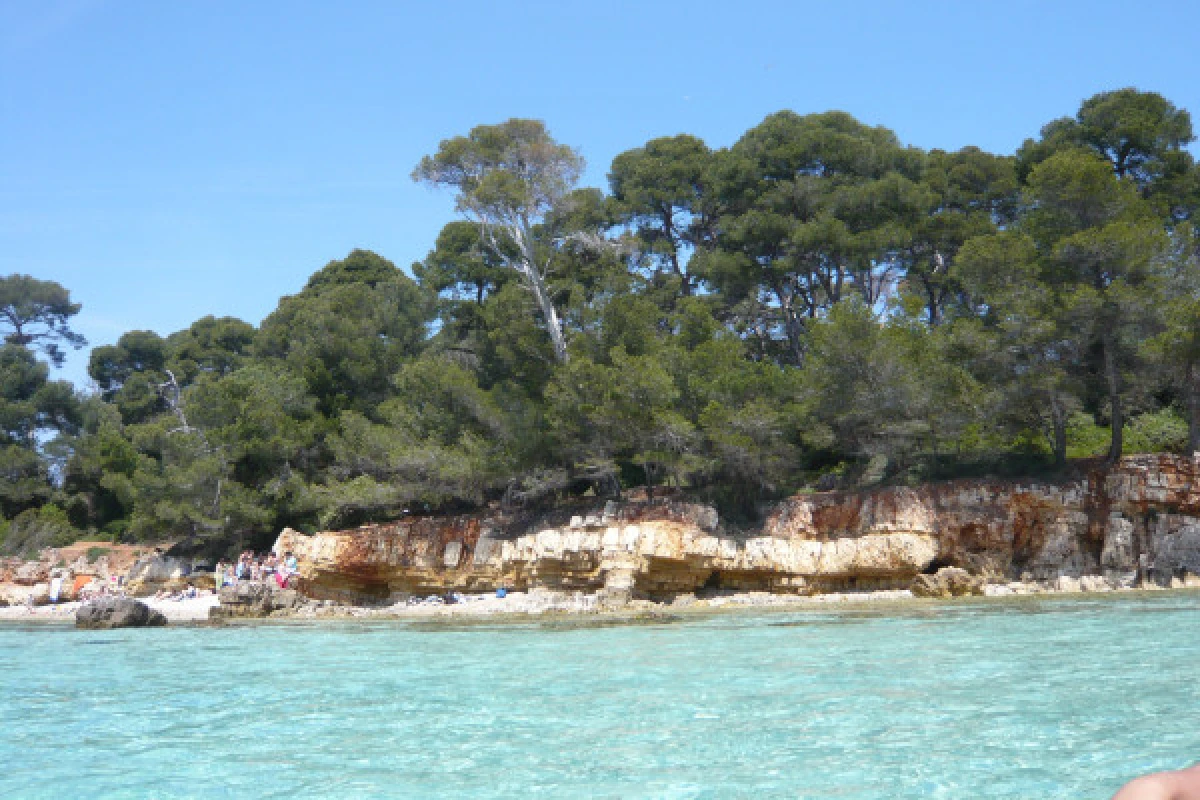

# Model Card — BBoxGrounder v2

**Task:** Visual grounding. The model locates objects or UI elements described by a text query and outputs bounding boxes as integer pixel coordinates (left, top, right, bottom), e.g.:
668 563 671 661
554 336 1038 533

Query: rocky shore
276 454 1200 610
5 454 1200 625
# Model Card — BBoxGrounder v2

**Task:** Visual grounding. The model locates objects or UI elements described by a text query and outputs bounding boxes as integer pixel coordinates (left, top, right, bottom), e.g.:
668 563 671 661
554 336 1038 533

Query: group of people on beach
152 583 203 602
215 550 298 589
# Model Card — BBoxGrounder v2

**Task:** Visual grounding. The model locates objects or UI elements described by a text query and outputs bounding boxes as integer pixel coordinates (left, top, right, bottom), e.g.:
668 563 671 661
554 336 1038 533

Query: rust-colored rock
278 488 944 604
276 455 1200 605
0 542 156 606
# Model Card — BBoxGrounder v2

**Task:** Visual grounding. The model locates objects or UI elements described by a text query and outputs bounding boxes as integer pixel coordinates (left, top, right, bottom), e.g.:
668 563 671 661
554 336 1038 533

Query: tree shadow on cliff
882 451 1099 488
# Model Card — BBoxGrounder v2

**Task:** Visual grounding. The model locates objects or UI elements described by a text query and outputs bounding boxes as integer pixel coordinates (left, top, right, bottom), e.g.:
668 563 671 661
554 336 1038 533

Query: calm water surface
2 593 1199 799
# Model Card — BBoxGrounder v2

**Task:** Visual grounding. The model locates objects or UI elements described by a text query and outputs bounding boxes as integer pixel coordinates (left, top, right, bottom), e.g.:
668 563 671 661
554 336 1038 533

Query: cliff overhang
276 455 1200 606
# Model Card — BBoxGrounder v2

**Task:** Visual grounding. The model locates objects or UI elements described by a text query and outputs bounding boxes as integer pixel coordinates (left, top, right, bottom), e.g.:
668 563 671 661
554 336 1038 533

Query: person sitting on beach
1114 765 1200 799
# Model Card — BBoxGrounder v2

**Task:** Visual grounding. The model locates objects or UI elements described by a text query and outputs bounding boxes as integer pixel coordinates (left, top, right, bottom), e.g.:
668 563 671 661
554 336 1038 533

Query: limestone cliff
276 454 1200 605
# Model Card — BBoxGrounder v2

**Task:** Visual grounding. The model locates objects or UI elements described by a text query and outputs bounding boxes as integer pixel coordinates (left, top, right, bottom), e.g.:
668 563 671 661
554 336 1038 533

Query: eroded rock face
275 455 1200 605
76 597 167 629
276 496 941 604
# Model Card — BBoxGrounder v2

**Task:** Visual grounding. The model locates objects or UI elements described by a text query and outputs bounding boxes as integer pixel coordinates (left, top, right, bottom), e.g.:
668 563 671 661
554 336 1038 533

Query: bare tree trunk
662 207 692 297
773 283 804 366
1188 361 1199 456
491 218 571 365
158 370 193 434
211 477 223 517
1103 333 1123 464
516 260 569 364
1050 394 1067 467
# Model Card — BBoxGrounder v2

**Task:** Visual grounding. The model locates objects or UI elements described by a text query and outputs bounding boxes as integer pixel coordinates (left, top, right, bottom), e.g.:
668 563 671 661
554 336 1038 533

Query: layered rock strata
276 455 1200 606
210 583 306 619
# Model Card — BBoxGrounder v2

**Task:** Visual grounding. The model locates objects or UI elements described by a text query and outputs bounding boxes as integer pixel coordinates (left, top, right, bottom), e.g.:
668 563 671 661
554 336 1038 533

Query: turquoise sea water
2 595 1199 799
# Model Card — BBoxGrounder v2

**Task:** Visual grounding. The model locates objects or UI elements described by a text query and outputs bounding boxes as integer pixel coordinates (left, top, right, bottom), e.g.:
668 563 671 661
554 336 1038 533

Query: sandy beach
0 594 220 624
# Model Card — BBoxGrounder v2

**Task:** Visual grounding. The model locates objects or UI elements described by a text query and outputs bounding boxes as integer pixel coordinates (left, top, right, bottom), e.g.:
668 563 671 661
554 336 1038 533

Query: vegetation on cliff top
2 89 1199 555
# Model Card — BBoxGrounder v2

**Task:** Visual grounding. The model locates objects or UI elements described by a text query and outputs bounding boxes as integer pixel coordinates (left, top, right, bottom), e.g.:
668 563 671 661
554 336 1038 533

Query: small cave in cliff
698 569 776 593
921 558 956 575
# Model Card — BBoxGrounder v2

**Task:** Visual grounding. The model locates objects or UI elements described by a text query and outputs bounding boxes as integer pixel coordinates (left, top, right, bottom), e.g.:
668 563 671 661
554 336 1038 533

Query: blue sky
3 0 1198 387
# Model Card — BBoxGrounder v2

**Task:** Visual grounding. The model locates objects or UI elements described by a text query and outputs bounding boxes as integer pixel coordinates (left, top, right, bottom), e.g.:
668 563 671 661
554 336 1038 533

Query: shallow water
2 594 1199 799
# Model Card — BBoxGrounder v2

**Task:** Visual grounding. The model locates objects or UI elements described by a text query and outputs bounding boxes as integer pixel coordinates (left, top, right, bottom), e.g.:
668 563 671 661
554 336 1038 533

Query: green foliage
414 119 588 364
1021 148 1170 462
165 316 255 384
609 134 714 296
12 89 1200 549
304 249 405 291
0 504 79 558
1017 88 1194 193
1065 412 1111 459
413 119 584 221
1123 408 1188 454
60 398 139 531
799 300 981 476
257 251 432 415
320 356 519 525
694 110 934 364
0 343 79 517
0 274 86 366
0 444 52 518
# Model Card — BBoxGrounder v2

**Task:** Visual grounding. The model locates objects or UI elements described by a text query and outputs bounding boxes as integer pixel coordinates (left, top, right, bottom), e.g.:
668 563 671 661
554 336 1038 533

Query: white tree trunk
481 216 571 364
515 260 569 364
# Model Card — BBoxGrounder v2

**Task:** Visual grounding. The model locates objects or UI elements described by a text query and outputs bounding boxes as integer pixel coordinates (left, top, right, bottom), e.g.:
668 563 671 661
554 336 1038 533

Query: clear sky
3 0 1199 387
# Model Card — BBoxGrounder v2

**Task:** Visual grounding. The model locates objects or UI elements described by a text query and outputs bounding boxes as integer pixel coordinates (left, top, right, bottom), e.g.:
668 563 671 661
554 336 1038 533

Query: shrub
85 546 112 562
1123 409 1188 454
0 505 82 558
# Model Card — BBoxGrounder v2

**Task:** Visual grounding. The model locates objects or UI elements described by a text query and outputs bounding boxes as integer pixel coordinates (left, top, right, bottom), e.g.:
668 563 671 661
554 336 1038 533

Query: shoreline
3 582 1197 627
0 594 220 625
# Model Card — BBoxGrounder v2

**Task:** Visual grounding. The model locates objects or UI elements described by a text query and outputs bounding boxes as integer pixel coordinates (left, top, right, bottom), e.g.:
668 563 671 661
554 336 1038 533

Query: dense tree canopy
5 88 1200 557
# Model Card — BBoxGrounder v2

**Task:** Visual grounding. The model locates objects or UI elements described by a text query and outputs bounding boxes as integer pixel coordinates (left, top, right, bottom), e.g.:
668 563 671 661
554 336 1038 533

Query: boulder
1 582 53 606
76 597 168 629
14 561 49 585
1054 575 1082 593
910 567 985 598
1079 575 1113 592
211 582 302 618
